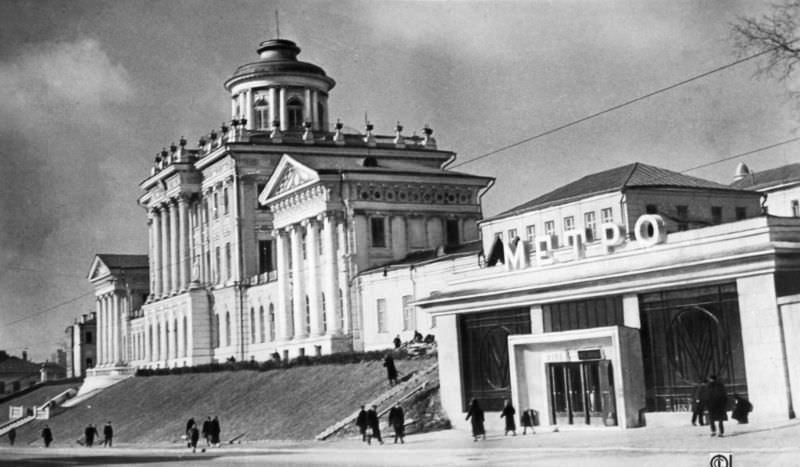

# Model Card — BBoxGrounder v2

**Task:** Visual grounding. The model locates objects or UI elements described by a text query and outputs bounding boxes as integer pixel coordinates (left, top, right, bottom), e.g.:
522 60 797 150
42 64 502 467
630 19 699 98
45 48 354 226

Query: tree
732 1 800 82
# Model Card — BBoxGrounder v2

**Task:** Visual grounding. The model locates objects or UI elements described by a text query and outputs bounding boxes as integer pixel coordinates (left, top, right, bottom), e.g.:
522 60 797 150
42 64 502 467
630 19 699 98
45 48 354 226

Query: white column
290 224 306 339
145 320 152 363
178 196 190 291
337 220 352 333
245 88 253 130
104 295 111 364
304 88 312 125
311 91 319 131
160 317 167 364
305 219 322 336
160 205 171 296
152 208 162 298
95 297 104 365
323 213 341 334
279 87 288 131
169 199 180 294
275 229 291 340
268 88 277 127
178 313 185 358
113 293 120 364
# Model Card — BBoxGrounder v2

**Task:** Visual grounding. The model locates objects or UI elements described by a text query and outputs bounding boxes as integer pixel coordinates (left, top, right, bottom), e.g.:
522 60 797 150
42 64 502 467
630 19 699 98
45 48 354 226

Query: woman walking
465 398 486 442
500 400 517 436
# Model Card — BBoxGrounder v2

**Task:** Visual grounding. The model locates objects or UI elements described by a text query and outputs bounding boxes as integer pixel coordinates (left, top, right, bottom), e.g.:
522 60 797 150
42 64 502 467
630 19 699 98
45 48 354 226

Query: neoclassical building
87 37 491 373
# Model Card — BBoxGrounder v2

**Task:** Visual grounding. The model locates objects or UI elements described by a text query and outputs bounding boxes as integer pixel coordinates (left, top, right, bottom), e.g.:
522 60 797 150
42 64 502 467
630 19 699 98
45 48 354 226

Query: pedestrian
731 394 753 424
691 380 707 426
202 416 212 446
500 399 517 436
186 417 195 436
210 416 221 447
465 398 486 442
41 425 53 447
356 405 368 442
102 421 113 447
393 334 402 349
705 375 729 437
188 422 200 453
520 408 535 435
413 330 423 343
383 353 398 386
84 423 98 447
366 405 383 445
7 427 15 446
388 402 405 444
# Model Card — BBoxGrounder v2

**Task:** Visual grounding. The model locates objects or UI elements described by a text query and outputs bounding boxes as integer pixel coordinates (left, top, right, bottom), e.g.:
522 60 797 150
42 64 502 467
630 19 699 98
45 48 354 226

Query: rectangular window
258 240 273 274
542 296 624 333
793 200 800 217
223 186 229 215
584 211 597 242
676 205 689 231
371 217 387 248
507 228 518 242
735 207 747 220
225 243 232 280
544 220 555 236
525 225 536 244
563 216 574 231
213 192 219 219
215 247 221 283
446 219 460 246
302 233 307 260
85 331 93 344
711 206 722 225
601 207 613 224
402 295 415 331
376 298 387 333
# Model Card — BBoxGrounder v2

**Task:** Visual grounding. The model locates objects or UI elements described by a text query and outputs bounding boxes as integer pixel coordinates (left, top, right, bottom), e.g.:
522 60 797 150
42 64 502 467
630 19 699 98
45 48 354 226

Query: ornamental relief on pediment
275 165 311 196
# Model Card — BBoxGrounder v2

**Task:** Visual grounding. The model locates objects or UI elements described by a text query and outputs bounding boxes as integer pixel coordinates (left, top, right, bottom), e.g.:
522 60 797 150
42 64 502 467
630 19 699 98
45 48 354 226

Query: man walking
84 423 98 447
388 402 405 444
366 405 383 445
691 380 707 426
202 416 212 446
706 375 729 437
102 421 113 447
41 425 53 447
383 354 398 386
210 416 221 447
7 427 15 446
356 405 368 442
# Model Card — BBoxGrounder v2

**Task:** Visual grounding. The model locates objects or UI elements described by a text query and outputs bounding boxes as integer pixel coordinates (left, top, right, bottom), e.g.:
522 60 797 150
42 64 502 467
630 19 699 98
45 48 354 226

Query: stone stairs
0 387 78 436
315 361 439 440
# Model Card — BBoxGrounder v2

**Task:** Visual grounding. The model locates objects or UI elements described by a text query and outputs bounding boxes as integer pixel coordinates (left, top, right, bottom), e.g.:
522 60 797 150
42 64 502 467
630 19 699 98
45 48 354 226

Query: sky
0 0 796 361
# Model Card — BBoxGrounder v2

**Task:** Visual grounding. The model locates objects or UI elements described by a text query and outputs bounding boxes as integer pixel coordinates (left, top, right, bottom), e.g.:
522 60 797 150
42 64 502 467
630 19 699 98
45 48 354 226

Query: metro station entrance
548 359 616 426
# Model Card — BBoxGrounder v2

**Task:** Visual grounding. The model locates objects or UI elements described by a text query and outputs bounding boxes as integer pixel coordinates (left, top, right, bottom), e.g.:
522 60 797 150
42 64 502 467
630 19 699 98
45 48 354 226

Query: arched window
259 306 266 343
214 314 220 348
305 295 311 335
183 316 188 357
287 97 304 129
254 96 269 130
269 304 276 341
321 293 327 333
225 311 231 347
250 307 256 343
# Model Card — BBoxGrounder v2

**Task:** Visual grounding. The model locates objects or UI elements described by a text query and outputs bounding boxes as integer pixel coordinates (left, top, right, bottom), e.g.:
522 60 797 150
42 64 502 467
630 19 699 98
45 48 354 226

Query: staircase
315 362 439 440
0 387 78 436
61 371 134 408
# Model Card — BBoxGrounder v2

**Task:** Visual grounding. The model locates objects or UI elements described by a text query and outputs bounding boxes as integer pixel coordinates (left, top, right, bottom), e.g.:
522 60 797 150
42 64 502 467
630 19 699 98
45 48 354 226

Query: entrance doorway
548 360 616 426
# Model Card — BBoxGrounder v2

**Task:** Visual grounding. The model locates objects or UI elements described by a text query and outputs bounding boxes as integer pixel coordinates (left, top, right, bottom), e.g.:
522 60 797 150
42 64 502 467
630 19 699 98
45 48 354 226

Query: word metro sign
503 214 668 271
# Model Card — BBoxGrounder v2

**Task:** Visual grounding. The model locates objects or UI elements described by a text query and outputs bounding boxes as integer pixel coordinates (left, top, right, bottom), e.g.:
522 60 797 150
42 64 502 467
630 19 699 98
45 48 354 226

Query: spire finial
275 9 281 39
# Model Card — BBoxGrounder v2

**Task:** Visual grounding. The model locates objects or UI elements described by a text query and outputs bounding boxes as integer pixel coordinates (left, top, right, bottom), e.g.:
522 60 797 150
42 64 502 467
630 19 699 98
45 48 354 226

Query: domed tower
224 39 335 133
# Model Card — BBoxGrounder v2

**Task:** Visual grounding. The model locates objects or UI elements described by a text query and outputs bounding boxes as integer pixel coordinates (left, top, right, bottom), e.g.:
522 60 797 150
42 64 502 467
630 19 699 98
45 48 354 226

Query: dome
224 39 335 92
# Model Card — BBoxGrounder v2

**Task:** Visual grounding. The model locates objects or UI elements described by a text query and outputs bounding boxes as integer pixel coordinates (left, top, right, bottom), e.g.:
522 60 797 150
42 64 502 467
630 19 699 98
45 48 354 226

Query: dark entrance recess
459 308 531 411
639 283 748 411
548 360 616 426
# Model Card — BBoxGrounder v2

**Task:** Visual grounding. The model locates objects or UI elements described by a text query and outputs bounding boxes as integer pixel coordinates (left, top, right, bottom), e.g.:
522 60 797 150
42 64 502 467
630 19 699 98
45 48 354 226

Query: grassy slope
14 358 431 445
0 383 78 424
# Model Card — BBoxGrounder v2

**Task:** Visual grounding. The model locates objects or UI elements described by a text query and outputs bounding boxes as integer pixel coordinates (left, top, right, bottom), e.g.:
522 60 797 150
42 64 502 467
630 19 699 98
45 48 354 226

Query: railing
249 271 279 286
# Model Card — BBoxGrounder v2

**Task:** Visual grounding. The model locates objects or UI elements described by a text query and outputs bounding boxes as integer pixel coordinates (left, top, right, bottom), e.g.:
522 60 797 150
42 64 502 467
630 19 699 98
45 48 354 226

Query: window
676 205 689 231
402 295 415 331
793 200 800 217
256 183 268 210
305 295 311 335
268 304 275 341
563 216 574 231
584 211 597 242
371 217 387 248
250 307 256 343
287 97 304 129
507 228 518 242
223 186 229 215
646 204 658 214
205 251 211 283
183 316 188 357
443 219 459 246
711 206 722 225
225 312 231 347
254 96 269 129
544 220 555 237
525 225 536 244
86 358 93 369
213 192 219 219
258 240 273 274
259 306 265 343
338 289 345 331
735 207 747 220
213 315 220 348
225 243 232 280
601 207 613 224
542 296 624 332
321 293 327 333
376 298 387 333
85 331 93 344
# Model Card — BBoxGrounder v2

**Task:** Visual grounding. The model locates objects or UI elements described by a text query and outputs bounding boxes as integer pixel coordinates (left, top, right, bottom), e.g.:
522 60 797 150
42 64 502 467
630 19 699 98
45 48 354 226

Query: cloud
0 38 134 132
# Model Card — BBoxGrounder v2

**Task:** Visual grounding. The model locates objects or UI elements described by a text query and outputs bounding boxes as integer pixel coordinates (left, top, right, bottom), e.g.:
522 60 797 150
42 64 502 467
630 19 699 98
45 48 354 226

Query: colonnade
273 211 348 342
233 87 326 132
141 312 189 365
95 292 124 367
148 195 192 299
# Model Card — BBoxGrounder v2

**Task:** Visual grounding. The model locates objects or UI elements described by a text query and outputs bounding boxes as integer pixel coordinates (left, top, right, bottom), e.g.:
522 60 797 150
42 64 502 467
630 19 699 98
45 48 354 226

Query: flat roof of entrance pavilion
416 216 800 315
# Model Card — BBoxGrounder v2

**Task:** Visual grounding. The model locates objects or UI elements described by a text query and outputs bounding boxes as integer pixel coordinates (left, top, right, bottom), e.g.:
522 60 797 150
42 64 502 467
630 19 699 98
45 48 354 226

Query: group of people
691 375 753 437
355 402 405 445
184 416 221 452
81 421 114 447
466 399 537 442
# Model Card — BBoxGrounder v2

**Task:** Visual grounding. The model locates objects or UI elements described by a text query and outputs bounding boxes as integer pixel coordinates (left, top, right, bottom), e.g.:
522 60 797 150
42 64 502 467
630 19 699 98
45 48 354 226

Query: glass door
548 360 615 426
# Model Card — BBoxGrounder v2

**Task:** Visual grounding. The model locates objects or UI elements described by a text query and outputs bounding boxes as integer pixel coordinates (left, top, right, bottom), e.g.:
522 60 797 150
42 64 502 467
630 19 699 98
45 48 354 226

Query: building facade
732 162 800 217
88 37 491 373
65 312 97 379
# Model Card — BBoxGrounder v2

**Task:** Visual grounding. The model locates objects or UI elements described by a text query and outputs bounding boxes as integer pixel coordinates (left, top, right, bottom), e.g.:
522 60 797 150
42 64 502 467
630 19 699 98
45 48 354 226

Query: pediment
87 256 111 282
259 154 320 206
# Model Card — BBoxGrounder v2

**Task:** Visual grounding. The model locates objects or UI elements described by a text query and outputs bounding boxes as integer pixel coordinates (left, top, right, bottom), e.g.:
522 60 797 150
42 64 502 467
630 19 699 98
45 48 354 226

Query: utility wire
450 46 778 169
0 290 95 328
680 136 800 174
